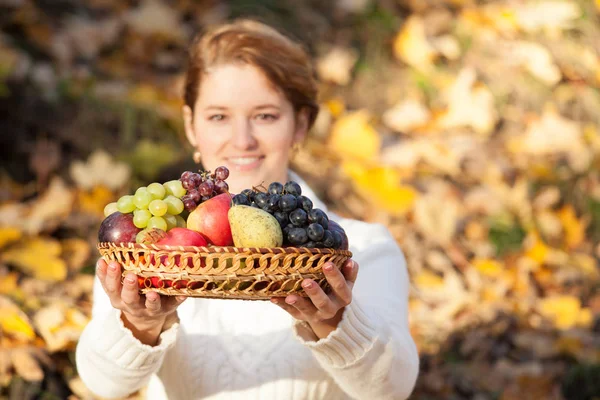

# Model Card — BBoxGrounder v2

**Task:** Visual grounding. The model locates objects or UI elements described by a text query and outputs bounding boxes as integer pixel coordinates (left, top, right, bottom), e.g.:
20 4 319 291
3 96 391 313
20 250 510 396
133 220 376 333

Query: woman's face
183 63 308 194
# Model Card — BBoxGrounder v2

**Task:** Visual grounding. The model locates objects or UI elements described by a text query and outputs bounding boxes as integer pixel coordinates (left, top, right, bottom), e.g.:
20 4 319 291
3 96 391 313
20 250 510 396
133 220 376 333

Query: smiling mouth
225 156 265 170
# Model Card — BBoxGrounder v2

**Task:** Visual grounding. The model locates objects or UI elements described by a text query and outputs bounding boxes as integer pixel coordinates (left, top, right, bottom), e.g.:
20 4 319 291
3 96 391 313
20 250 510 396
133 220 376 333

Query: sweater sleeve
75 274 179 399
293 222 419 400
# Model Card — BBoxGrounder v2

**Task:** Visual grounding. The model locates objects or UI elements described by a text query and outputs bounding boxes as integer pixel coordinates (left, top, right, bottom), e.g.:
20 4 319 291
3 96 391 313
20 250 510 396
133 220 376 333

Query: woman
76 19 419 400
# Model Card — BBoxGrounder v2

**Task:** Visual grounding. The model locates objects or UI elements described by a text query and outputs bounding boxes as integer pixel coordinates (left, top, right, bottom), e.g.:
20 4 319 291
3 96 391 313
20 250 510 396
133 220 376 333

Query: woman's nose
231 118 258 149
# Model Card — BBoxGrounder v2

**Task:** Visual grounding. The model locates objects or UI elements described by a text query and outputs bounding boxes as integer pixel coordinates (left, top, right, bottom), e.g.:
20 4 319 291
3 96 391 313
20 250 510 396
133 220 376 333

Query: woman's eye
209 114 226 121
256 113 278 121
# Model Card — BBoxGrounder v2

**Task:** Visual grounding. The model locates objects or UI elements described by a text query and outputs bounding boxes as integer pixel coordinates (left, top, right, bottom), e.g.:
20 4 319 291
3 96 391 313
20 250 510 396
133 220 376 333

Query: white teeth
228 157 260 165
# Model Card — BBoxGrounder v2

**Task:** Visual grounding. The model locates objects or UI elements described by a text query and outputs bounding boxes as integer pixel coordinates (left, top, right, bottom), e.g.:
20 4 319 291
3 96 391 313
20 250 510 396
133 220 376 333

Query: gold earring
292 142 301 155
193 151 202 164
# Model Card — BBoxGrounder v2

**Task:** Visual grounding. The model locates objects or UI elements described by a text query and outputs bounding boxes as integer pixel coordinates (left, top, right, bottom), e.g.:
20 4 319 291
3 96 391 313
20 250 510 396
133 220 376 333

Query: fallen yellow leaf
342 161 417 216
524 233 549 265
472 258 503 278
393 16 436 71
329 110 381 162
538 295 590 330
0 273 18 295
558 205 586 249
0 298 36 342
413 271 445 288
76 185 115 216
325 98 346 118
2 237 67 281
0 227 21 249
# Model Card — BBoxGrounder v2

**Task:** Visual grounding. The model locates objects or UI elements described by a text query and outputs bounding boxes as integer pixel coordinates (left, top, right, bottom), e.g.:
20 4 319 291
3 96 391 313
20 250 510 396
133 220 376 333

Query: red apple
156 227 208 247
186 193 233 246
154 227 208 269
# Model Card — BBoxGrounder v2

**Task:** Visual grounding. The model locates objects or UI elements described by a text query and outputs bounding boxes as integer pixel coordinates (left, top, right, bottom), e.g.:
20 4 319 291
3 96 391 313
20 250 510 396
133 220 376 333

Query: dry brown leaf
24 177 75 235
336 0 371 14
2 237 67 281
29 138 61 187
500 374 561 400
514 1 581 34
11 348 44 382
125 0 185 40
316 47 359 85
413 182 461 245
502 41 561 85
0 348 12 387
0 203 27 231
69 149 131 191
431 34 461 60
382 99 431 133
436 68 498 135
61 238 91 272
34 303 89 352
68 376 95 399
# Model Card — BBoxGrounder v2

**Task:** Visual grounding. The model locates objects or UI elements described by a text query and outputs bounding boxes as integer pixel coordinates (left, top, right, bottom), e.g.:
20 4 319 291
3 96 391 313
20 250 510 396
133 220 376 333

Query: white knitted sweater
76 174 419 399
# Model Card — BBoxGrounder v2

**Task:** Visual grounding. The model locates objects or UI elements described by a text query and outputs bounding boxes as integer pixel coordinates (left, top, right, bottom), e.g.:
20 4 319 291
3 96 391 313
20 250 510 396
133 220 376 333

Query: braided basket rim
97 242 352 256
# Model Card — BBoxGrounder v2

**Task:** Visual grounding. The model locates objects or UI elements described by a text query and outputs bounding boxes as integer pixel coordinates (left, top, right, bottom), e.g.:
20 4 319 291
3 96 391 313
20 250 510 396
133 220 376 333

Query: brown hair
184 19 319 128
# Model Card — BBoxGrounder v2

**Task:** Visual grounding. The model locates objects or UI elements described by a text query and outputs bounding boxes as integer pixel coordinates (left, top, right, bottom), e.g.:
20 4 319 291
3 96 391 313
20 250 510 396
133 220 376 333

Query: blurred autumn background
1 0 600 399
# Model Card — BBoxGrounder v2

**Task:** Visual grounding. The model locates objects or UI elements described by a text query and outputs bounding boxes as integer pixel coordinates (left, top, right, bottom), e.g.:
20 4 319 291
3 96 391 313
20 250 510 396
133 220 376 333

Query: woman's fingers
342 260 359 289
323 262 352 306
104 261 123 294
301 280 339 320
121 273 143 307
145 291 162 314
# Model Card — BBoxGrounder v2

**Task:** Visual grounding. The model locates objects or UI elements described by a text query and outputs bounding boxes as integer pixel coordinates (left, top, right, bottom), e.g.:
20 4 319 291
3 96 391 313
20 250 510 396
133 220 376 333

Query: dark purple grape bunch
231 181 343 249
179 166 230 212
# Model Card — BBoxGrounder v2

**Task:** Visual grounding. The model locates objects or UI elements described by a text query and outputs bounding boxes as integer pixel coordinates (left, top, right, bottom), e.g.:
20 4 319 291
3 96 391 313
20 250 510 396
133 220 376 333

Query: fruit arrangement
97 167 352 299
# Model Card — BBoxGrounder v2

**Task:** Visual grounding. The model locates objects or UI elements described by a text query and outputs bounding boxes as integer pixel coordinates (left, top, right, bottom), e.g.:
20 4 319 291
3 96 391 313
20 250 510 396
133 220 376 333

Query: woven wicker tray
97 242 352 300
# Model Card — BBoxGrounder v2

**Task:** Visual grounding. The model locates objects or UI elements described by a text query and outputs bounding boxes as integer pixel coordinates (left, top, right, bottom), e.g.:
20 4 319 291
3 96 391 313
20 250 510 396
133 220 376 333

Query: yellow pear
228 205 283 248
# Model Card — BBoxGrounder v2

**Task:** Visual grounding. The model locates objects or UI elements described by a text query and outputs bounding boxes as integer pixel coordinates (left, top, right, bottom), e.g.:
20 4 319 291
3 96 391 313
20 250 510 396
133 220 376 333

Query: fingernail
270 298 279 304
302 281 313 289
286 297 296 305
324 264 334 272
125 276 135 284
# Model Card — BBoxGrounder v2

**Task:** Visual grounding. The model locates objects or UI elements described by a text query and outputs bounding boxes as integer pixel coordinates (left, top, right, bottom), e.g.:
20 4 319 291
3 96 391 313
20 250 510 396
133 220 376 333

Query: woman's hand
271 259 358 339
96 259 186 346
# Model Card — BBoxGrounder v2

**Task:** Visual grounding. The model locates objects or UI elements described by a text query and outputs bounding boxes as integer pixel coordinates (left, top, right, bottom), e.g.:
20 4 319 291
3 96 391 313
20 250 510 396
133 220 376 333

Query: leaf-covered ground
1 1 600 399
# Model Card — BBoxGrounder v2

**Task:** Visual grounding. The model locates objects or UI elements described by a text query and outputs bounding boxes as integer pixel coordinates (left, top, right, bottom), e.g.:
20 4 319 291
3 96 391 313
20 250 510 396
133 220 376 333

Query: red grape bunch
180 166 230 212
